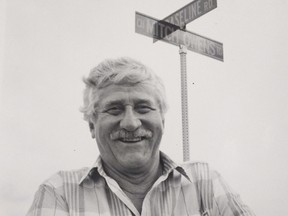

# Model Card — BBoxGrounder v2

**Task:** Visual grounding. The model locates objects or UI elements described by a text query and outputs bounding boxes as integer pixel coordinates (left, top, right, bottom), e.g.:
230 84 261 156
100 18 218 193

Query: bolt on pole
179 45 190 162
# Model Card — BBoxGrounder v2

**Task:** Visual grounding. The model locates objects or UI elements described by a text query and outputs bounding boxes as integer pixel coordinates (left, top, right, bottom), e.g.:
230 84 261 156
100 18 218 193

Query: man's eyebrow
93 100 123 111
134 99 155 105
102 98 155 107
102 100 125 107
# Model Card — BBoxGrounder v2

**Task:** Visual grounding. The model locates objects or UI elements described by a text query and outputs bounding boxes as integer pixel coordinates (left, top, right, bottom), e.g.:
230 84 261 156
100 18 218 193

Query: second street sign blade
154 0 217 42
163 0 217 27
135 12 223 61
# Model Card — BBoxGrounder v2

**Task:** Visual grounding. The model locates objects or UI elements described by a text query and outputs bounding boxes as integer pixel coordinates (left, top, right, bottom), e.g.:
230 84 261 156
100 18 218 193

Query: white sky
1 0 288 215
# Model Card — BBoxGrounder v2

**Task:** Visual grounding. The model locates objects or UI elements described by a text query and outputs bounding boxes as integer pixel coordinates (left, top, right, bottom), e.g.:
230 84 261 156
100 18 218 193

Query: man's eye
135 105 154 114
105 107 122 115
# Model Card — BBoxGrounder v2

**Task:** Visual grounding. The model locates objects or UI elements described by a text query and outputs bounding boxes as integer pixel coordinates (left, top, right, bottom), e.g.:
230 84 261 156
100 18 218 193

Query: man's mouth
110 129 152 142
118 137 145 143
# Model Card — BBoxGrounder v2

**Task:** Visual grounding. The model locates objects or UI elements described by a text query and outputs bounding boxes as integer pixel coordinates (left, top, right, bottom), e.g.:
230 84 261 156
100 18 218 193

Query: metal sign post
135 0 223 161
179 45 190 162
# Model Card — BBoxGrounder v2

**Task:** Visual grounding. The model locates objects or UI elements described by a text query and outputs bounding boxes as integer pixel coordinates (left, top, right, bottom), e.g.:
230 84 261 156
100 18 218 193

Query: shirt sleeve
26 184 69 216
211 170 256 216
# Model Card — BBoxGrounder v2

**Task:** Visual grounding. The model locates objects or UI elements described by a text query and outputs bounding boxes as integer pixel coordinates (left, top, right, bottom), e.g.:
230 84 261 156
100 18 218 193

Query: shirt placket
103 175 141 216
141 170 175 216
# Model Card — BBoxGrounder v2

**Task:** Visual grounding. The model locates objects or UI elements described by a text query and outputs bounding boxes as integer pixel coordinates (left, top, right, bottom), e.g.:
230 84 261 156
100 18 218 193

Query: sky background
1 0 288 215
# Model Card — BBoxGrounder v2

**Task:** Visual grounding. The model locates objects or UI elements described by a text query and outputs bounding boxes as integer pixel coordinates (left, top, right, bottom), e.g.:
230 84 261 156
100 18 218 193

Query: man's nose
120 106 141 131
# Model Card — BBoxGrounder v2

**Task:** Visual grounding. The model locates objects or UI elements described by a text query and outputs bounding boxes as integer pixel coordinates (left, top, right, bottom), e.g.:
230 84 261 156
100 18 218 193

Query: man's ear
89 121 95 139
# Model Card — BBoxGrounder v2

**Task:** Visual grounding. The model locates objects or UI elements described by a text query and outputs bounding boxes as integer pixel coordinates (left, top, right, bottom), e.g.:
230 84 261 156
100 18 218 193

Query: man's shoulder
42 167 90 188
179 161 219 181
180 160 210 171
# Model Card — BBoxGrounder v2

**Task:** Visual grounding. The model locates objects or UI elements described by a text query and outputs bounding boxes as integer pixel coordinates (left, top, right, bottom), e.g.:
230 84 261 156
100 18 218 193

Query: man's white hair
80 57 168 122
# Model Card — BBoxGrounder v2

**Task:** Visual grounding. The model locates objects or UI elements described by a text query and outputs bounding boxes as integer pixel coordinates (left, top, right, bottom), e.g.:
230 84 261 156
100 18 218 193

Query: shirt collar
160 151 192 182
78 151 191 185
78 156 102 185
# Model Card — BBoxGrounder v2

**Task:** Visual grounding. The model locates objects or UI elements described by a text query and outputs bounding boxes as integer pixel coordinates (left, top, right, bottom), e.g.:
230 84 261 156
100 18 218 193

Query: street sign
163 0 217 27
135 12 223 61
135 0 223 161
153 0 217 41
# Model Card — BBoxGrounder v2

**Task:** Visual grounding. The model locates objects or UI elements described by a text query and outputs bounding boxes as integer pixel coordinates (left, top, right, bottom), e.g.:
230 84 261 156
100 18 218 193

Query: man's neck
102 156 162 213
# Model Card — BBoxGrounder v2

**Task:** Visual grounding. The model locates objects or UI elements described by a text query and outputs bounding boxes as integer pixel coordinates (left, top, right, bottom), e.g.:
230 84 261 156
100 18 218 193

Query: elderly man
27 57 255 216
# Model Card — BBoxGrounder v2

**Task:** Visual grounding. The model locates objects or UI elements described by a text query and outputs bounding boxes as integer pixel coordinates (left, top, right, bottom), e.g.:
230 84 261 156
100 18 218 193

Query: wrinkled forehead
94 83 162 108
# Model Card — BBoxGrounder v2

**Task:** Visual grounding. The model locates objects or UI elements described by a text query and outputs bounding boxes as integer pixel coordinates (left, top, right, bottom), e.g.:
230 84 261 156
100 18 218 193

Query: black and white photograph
1 0 287 215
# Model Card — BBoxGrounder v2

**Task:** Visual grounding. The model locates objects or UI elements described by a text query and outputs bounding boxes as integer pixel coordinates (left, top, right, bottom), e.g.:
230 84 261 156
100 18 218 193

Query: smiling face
89 84 165 173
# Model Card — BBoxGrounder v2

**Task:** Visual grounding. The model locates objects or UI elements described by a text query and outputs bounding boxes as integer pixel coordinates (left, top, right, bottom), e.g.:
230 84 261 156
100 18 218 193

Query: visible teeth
121 137 142 142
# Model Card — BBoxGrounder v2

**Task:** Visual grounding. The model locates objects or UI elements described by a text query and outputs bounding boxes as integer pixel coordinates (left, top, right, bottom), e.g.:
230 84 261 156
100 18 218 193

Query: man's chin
113 140 150 158
117 153 151 171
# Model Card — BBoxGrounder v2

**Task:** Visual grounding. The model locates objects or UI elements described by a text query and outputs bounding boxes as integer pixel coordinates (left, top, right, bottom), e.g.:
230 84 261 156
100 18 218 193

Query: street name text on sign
164 0 217 27
135 12 223 61
154 0 217 41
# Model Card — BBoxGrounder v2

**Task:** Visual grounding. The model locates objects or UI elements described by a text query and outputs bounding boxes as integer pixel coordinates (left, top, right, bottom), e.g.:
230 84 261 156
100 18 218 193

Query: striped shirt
27 152 255 216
